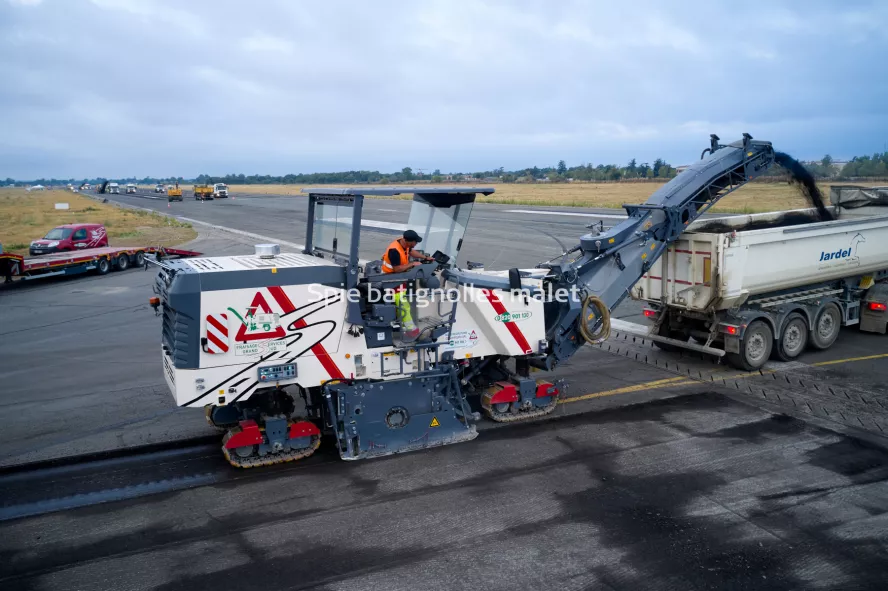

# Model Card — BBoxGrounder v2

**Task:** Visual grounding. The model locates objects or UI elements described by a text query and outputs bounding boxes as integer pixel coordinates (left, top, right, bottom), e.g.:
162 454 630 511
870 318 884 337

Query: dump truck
167 184 183 202
631 186 888 369
213 183 229 198
193 183 214 201
153 134 848 469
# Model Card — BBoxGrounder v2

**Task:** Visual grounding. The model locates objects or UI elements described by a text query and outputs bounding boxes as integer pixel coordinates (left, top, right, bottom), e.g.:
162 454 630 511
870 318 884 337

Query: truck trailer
632 186 888 370
1 245 199 282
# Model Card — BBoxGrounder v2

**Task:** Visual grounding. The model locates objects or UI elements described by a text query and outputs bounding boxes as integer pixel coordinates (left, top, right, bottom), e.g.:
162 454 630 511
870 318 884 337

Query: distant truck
29 223 108 256
212 183 229 198
632 187 888 370
126 183 137 194
154 184 164 193
167 184 183 202
107 182 120 194
193 183 214 200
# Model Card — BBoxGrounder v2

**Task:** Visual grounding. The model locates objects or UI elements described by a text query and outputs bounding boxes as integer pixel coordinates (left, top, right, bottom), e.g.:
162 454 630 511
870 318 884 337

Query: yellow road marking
562 351 888 406
811 352 888 367
561 376 696 405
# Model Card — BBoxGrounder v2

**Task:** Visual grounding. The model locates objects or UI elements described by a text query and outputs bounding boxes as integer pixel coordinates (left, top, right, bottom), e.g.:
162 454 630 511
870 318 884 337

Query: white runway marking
360 219 409 231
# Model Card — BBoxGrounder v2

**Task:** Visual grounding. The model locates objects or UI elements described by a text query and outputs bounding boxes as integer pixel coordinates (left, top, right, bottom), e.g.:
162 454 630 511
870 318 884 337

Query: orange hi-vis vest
382 239 409 274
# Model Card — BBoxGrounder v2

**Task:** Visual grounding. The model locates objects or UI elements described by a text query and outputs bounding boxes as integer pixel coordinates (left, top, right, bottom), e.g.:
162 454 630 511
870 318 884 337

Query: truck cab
107 183 120 194
126 183 137 194
29 223 108 256
213 183 229 198
154 184 164 193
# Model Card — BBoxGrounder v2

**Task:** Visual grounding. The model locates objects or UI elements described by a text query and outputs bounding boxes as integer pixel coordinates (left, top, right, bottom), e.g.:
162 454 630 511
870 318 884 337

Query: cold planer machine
152 134 777 468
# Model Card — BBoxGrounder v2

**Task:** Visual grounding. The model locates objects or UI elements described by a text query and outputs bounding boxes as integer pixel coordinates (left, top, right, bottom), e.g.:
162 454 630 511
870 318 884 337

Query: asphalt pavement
3 393 887 590
1 188 888 589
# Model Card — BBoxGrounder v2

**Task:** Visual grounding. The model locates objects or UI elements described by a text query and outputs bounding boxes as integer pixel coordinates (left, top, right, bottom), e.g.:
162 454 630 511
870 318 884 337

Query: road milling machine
152 134 778 468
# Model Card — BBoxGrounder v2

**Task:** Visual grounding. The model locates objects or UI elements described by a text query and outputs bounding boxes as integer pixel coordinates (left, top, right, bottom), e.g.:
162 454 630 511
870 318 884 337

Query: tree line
191 158 681 186
7 151 888 187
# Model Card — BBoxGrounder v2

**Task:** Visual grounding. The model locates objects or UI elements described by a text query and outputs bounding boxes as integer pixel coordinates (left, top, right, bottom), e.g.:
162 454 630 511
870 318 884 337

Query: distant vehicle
107 182 120 194
26 185 45 192
29 223 109 256
167 184 183 202
126 183 137 194
80 183 90 190
193 183 214 200
154 184 164 193
212 183 229 198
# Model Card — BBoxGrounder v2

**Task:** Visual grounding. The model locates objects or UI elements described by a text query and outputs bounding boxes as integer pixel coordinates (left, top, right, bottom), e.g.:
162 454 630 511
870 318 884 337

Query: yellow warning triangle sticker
429 417 440 428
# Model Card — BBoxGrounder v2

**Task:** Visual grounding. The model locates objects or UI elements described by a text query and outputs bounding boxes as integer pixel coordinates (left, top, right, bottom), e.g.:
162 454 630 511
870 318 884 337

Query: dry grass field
225 181 839 213
0 189 196 255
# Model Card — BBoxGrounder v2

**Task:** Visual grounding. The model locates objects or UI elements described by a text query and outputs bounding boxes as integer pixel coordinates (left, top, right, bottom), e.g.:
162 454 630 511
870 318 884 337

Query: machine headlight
47 241 59 247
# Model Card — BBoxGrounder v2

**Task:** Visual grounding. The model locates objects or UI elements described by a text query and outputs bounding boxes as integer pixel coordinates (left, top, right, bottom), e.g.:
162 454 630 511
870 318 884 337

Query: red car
29 223 109 256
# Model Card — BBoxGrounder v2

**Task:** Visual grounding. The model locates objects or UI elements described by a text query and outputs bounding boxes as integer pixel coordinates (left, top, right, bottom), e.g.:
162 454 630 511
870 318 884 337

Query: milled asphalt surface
3 393 888 590
1 188 887 589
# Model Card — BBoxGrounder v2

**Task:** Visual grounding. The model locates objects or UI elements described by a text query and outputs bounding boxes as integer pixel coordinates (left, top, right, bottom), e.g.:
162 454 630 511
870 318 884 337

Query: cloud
88 0 206 35
0 0 886 178
240 33 295 54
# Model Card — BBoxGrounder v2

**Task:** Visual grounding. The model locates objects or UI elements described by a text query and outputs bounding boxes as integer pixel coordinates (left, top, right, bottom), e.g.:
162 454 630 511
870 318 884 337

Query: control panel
258 363 297 382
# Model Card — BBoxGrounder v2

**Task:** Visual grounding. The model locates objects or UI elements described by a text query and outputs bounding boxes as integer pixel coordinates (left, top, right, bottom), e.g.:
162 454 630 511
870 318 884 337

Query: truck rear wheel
774 313 808 361
116 254 130 271
96 257 110 275
652 321 683 353
811 303 841 350
133 251 145 267
726 320 772 371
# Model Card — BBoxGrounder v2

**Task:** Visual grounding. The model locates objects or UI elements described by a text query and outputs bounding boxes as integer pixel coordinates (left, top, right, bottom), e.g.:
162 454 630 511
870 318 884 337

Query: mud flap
724 335 741 354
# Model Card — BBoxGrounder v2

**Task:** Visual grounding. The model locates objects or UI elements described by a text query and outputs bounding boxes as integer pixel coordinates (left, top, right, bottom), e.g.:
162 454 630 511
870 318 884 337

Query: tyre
133 251 145 267
653 321 683 353
811 302 841 350
774 313 808 361
116 253 130 271
96 257 111 275
726 320 773 371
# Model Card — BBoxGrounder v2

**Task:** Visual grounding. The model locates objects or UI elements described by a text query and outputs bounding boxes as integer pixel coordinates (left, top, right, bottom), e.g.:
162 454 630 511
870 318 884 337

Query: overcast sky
2 0 887 179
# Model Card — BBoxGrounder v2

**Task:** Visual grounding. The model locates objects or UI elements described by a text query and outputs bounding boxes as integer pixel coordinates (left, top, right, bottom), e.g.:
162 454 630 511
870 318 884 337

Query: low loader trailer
632 186 888 369
152 134 860 469
1 245 199 281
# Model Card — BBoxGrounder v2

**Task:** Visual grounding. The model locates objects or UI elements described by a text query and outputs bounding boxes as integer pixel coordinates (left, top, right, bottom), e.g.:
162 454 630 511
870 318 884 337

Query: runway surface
1 188 887 589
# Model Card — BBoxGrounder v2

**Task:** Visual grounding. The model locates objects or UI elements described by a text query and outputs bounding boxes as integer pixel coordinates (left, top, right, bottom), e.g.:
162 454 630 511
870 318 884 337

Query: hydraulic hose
579 295 611 344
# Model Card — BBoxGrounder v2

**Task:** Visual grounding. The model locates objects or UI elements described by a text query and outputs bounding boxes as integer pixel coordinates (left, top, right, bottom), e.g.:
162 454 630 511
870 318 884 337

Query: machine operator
382 229 434 342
